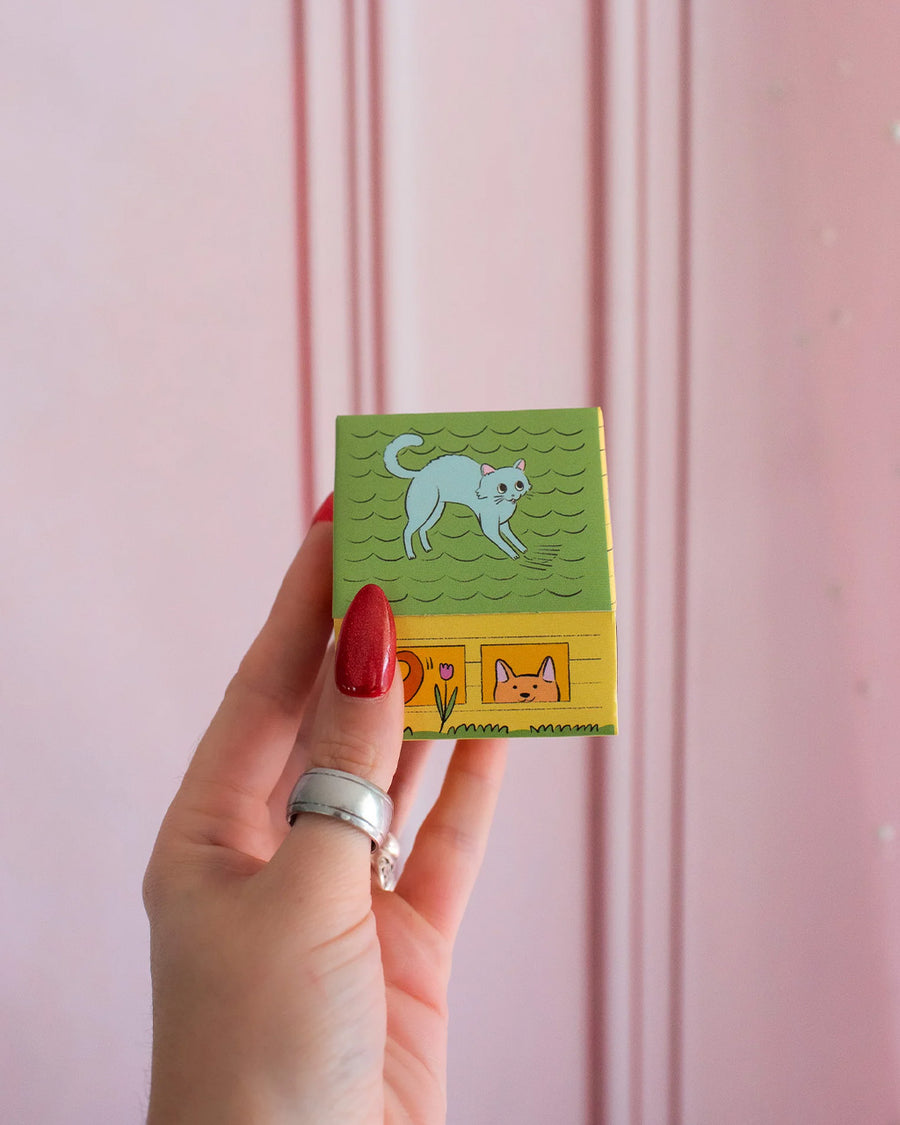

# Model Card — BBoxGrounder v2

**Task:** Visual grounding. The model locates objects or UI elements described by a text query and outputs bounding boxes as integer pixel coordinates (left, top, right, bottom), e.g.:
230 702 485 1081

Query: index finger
175 504 335 826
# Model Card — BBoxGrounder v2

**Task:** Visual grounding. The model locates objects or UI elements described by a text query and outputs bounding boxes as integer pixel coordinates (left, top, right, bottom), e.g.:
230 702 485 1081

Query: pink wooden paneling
380 1 591 417
601 0 692 1118
683 2 900 1121
11 2 897 1122
1 4 300 1122
606 1 900 1121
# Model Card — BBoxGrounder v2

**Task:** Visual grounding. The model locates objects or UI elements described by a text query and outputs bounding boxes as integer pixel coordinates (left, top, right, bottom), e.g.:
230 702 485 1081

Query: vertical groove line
668 0 691 1120
585 0 607 1121
368 0 387 413
630 0 649 1119
344 0 363 415
292 0 316 518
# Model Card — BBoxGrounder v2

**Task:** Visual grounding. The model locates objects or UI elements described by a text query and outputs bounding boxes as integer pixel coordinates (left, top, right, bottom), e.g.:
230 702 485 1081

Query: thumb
264 584 404 919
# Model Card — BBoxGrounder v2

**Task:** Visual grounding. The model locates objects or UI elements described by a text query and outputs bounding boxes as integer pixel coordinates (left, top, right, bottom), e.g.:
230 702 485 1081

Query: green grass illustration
529 723 616 736
402 721 616 740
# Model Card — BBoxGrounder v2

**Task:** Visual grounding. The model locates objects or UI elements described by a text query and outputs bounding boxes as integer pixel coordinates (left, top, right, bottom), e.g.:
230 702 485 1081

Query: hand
143 505 507 1124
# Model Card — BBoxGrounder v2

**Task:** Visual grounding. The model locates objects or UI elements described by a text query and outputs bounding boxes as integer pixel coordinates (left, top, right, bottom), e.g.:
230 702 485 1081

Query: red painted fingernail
310 492 334 527
335 584 396 698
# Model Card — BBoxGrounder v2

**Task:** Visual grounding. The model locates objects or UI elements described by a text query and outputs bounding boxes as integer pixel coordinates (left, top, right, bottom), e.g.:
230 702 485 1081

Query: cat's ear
539 656 556 682
481 464 496 475
515 459 526 471
495 659 512 683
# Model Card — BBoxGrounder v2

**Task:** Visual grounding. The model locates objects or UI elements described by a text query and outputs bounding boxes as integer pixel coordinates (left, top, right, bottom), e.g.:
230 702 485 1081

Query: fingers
397 739 507 942
265 586 405 909
264 651 332 825
387 740 432 834
166 508 334 846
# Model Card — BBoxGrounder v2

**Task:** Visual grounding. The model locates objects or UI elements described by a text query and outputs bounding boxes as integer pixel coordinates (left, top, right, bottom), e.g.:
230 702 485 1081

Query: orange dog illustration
493 656 560 703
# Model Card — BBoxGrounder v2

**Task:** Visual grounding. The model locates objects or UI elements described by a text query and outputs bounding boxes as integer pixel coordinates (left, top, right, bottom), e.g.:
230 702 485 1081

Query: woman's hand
143 505 507 1124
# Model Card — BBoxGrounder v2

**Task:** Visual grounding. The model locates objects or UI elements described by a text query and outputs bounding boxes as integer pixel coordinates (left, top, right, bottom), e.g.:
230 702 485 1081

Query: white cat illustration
384 433 531 559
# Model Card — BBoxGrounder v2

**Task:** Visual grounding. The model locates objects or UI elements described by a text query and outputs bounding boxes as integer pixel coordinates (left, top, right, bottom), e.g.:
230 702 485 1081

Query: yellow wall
336 609 617 737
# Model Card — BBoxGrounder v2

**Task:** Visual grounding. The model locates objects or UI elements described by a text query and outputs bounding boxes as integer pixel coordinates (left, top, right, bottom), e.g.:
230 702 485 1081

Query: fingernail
310 492 334 527
335 584 396 698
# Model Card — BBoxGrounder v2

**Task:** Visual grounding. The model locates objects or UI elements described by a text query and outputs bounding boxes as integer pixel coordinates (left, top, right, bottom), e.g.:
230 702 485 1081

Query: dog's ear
495 659 513 683
538 656 556 682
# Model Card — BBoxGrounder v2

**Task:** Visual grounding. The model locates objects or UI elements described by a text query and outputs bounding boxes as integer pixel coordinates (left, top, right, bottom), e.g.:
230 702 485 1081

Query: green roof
333 407 613 618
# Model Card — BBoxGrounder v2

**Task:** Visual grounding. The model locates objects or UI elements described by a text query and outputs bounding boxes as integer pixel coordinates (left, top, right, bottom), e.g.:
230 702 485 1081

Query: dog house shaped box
333 407 617 739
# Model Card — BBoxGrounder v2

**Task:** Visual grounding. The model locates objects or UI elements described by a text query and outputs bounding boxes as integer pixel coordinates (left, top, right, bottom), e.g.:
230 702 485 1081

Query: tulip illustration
434 663 458 733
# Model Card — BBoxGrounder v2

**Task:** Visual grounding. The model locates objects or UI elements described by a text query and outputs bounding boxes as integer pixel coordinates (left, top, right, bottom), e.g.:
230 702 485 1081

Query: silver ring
372 832 400 891
286 767 393 849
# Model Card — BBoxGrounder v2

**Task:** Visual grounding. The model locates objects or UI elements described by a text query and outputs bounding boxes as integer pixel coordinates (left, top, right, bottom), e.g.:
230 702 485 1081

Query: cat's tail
383 433 423 479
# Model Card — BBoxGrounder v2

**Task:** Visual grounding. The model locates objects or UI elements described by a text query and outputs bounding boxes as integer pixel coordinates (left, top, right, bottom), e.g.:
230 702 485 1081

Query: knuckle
141 861 165 918
225 665 305 723
313 727 383 779
141 845 200 920
425 818 480 860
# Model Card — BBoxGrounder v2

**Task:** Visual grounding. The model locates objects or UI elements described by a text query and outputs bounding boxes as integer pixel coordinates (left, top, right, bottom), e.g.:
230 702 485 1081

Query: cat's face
476 459 530 505
494 656 560 703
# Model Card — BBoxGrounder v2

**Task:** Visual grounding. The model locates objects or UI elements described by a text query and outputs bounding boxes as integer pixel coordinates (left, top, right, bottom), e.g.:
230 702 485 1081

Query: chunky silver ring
286 767 393 850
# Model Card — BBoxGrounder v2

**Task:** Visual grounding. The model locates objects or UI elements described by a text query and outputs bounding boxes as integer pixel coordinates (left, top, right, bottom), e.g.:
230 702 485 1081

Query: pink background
2 2 898 1122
